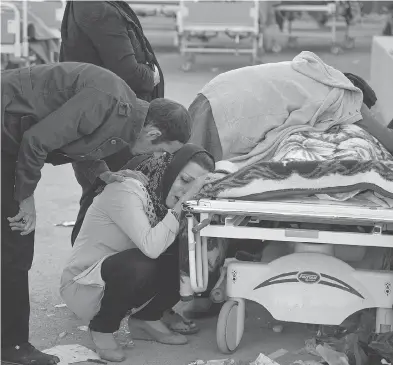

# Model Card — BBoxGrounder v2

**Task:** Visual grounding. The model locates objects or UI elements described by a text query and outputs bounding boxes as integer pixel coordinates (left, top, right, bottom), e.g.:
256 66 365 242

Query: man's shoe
1 343 59 365
89 330 126 362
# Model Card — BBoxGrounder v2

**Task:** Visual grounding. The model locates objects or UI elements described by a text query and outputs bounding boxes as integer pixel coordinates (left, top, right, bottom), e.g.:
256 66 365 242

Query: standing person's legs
1 151 59 365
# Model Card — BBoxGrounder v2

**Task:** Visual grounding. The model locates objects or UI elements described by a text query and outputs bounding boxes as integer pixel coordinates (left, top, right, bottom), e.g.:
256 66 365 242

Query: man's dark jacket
1 62 148 203
60 1 164 102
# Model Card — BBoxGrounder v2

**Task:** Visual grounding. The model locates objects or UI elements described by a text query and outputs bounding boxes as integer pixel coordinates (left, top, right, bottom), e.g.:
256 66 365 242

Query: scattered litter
268 349 288 360
43 344 101 365
47 314 55 317
77 325 89 332
272 324 284 333
58 332 67 339
295 338 320 357
293 361 324 365
54 303 67 308
316 344 349 365
55 221 76 227
251 353 280 365
187 360 235 365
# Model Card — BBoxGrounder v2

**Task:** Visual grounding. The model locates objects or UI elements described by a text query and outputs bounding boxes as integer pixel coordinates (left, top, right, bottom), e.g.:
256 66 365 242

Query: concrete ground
29 20 383 365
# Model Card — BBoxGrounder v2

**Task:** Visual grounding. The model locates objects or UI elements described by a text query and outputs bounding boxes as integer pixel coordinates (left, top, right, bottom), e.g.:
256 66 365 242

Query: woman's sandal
161 310 200 335
89 330 126 362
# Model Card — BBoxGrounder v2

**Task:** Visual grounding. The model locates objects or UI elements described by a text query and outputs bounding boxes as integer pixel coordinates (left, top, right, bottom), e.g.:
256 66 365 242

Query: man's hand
153 65 160 86
99 170 148 186
8 195 36 235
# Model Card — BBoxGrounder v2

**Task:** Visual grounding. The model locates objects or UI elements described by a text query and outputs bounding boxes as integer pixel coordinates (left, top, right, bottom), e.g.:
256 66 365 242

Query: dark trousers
89 247 180 333
1 151 35 348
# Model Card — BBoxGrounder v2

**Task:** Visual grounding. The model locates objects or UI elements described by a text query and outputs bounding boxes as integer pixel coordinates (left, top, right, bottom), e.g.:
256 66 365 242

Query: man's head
132 98 191 155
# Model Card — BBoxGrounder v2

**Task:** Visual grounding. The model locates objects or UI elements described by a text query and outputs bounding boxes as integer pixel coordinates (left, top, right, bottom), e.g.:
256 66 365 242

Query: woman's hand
99 170 148 186
8 195 36 235
153 65 160 86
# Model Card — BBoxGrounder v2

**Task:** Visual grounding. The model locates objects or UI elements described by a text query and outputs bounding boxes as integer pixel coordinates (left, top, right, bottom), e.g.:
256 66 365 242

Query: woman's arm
73 1 155 95
103 181 179 259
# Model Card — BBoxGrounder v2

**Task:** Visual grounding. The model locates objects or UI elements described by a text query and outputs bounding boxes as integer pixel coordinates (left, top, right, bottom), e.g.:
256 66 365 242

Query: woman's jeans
89 247 180 333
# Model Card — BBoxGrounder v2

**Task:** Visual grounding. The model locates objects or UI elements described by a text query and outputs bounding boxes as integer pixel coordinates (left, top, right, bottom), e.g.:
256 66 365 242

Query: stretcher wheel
216 300 244 354
330 45 342 55
272 43 282 53
344 36 355 49
287 36 298 48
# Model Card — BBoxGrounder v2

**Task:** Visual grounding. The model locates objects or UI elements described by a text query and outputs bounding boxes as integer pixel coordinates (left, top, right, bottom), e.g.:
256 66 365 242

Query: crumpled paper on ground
42 344 101 365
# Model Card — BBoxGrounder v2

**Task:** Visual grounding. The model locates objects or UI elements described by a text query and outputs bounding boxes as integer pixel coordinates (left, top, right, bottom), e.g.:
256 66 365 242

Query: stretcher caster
216 299 245 354
330 44 342 55
343 36 355 49
287 36 298 49
181 54 195 72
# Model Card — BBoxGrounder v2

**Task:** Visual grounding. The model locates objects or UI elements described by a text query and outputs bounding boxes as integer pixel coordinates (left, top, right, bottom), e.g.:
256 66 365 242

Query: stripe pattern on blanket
197 124 393 204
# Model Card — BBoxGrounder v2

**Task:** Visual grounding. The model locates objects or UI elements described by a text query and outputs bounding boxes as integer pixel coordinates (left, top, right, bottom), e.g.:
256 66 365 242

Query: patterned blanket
197 124 393 205
179 124 393 299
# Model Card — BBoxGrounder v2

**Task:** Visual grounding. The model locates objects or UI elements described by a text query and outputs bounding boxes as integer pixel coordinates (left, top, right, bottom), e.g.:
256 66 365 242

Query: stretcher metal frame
183 198 393 353
1 1 28 63
274 1 355 54
176 0 261 71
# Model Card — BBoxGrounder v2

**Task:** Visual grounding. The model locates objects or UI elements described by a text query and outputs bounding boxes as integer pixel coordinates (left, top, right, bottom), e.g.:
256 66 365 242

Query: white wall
370 36 393 126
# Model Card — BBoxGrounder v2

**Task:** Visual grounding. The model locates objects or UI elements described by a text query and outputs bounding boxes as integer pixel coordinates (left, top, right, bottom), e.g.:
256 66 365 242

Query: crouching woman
60 144 214 361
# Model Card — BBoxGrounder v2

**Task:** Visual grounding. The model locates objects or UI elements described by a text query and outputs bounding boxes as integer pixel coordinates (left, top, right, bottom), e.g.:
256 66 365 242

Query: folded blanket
200 51 364 169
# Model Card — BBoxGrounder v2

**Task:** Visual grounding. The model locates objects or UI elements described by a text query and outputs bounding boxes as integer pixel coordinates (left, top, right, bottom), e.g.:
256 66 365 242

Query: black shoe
1 343 60 365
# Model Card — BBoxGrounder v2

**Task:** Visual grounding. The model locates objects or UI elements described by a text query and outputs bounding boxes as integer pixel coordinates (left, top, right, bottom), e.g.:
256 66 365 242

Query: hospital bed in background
176 0 262 71
183 197 393 353
273 1 359 54
1 1 28 68
1 0 65 69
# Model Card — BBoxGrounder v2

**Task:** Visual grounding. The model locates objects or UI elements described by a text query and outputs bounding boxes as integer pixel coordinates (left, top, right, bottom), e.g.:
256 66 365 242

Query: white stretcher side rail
183 199 393 293
1 0 29 65
1 2 22 59
176 0 261 70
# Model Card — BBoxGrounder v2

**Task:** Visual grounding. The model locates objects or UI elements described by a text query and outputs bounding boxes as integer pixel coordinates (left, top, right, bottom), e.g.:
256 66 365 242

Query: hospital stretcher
176 0 261 71
273 1 357 54
183 198 393 354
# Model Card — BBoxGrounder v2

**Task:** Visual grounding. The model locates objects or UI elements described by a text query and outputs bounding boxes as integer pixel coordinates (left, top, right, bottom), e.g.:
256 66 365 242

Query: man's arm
15 87 113 202
73 1 155 95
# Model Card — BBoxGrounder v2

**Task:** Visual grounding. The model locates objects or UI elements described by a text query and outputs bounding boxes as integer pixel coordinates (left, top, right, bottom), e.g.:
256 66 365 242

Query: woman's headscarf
123 144 214 224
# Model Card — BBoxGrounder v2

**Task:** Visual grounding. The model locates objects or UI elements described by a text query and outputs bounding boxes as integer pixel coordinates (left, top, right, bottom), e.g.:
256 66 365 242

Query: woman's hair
189 152 215 172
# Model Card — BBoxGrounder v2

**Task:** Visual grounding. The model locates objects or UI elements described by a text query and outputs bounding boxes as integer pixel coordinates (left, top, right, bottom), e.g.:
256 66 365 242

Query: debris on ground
316 343 349 365
43 344 101 365
77 325 88 331
251 353 281 365
55 221 75 227
268 349 288 360
54 303 67 308
293 361 324 365
368 332 393 364
187 359 236 365
58 331 67 339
